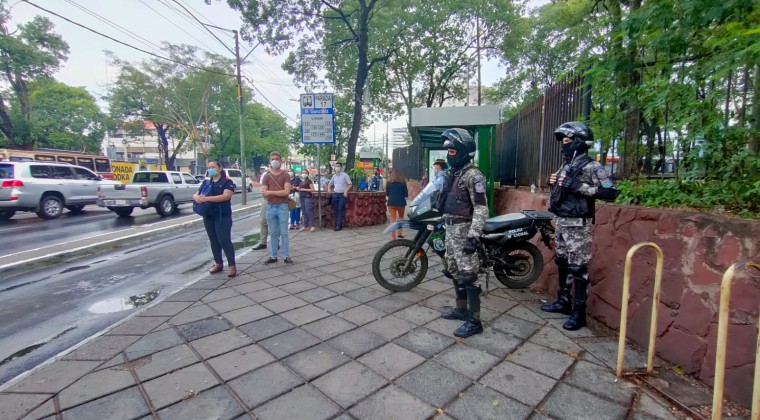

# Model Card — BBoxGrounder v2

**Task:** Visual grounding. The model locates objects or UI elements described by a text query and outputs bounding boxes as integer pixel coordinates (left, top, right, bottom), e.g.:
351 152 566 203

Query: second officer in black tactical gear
437 128 489 338
542 121 618 330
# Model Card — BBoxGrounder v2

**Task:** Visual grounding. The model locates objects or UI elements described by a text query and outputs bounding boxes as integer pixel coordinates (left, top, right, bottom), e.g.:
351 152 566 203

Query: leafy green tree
0 2 69 148
379 0 519 138
108 44 290 170
495 0 602 112
211 101 290 167
28 79 107 152
107 45 234 169
220 0 395 170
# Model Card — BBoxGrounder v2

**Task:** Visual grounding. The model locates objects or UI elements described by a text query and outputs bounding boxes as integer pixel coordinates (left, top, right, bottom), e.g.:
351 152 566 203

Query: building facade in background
101 121 196 172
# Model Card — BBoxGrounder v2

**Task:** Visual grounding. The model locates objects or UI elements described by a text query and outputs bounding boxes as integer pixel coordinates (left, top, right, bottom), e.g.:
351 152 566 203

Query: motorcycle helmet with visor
442 128 476 169
554 121 593 159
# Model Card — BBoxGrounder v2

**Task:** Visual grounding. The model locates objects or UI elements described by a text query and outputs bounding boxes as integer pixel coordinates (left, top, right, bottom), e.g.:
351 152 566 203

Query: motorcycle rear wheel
492 242 544 289
372 239 429 292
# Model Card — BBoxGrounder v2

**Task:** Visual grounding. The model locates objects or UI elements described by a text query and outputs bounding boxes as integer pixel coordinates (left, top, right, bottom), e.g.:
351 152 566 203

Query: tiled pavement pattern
0 226 689 420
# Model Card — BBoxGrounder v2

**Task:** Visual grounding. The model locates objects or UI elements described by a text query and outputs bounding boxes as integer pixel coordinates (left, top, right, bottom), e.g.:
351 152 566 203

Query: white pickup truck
97 171 201 217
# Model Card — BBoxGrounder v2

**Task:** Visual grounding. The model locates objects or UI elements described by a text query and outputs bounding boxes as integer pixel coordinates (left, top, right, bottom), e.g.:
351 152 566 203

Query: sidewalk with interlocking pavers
0 225 702 420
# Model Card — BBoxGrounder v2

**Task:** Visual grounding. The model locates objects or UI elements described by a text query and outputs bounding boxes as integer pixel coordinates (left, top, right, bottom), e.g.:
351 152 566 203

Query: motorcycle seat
522 210 555 220
483 213 532 233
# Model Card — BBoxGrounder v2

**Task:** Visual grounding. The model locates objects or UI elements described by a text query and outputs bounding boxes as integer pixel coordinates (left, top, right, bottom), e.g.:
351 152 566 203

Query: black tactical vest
549 156 595 219
440 167 474 218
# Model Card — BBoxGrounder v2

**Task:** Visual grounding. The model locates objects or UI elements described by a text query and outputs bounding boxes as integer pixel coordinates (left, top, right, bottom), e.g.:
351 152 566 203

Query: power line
162 0 301 111
63 0 164 54
246 79 299 124
22 0 236 77
169 0 235 55
158 0 233 44
136 0 225 57
244 59 302 98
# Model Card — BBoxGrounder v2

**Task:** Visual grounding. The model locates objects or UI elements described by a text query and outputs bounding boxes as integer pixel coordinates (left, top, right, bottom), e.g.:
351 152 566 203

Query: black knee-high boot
563 264 589 331
441 276 468 320
541 257 572 314
454 274 483 338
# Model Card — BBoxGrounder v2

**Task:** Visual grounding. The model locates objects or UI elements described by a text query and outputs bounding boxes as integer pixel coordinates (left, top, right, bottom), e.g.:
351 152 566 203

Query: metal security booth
410 105 501 215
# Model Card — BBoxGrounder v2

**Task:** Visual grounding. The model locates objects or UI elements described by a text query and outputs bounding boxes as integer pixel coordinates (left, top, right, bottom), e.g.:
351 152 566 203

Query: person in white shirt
328 162 352 231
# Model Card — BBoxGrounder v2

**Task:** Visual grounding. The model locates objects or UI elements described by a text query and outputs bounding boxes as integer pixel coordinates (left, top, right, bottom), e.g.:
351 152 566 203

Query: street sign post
300 93 335 145
300 93 335 230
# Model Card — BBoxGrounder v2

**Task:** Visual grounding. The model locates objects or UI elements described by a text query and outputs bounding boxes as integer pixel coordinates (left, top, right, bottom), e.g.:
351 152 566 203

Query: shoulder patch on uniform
473 176 485 193
594 166 613 188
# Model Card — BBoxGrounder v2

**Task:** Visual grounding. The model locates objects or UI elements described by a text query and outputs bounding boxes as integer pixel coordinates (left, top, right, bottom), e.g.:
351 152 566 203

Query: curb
0 204 261 280
0 245 255 392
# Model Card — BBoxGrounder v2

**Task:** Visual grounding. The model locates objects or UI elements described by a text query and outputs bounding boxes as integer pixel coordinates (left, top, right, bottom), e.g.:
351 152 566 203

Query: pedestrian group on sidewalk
196 120 615 337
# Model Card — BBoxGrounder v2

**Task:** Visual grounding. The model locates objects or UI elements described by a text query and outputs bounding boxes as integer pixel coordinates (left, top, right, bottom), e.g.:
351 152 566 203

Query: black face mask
562 143 575 159
562 140 588 161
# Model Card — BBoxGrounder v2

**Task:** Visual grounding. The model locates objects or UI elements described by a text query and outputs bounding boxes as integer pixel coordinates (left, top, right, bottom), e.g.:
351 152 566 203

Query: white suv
0 161 120 220
204 169 252 193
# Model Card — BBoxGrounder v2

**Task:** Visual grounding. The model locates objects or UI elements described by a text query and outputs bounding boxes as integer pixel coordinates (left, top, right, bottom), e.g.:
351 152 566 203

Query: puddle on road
233 233 260 250
88 288 161 314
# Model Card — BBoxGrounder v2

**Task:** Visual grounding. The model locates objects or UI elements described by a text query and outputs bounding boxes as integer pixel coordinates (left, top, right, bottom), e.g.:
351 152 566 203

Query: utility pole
234 30 248 205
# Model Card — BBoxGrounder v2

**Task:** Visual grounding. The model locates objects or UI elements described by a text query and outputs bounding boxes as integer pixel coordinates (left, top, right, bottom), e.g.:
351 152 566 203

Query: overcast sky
10 0 547 145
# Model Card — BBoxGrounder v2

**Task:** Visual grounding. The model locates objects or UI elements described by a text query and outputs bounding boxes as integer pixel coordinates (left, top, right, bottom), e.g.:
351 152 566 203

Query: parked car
97 170 200 217
200 169 252 193
228 169 253 193
0 161 120 220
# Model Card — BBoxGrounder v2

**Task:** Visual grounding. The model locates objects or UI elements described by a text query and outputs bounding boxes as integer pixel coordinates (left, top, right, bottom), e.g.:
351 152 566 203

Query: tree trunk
750 64 760 153
154 123 173 170
345 6 371 171
609 0 642 178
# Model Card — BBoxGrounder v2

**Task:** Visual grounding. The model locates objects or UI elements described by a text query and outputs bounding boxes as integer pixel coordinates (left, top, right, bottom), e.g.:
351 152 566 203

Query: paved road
0 205 263 387
0 192 254 258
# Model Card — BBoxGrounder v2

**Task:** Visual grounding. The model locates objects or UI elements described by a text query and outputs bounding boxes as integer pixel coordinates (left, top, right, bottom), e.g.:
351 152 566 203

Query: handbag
291 192 301 208
193 180 213 216
266 172 297 211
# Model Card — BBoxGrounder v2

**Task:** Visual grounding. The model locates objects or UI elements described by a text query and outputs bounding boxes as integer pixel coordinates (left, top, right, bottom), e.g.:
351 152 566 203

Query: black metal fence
495 74 590 188
392 142 423 180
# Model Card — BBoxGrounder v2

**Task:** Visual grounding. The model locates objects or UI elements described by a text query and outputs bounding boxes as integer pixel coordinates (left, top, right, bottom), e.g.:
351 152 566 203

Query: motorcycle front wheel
372 239 429 292
491 242 544 289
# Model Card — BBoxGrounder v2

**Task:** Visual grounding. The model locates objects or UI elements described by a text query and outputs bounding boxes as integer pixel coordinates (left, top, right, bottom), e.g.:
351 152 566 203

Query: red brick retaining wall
494 186 760 406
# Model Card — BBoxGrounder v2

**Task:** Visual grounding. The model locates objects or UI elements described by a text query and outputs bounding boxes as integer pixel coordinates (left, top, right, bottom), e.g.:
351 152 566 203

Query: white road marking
0 205 260 271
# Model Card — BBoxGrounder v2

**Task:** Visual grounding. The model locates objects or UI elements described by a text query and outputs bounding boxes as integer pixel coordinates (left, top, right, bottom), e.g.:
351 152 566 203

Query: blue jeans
290 206 301 225
300 197 314 227
266 203 289 258
332 193 347 229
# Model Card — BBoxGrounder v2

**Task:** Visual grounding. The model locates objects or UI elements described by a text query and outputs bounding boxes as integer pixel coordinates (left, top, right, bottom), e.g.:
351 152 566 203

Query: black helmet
554 121 593 158
442 128 476 169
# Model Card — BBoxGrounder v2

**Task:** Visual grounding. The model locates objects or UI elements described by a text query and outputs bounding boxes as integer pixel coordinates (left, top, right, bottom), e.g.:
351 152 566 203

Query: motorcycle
372 182 555 292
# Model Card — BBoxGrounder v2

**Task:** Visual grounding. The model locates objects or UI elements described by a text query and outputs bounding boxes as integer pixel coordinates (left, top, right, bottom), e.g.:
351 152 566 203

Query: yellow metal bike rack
616 242 664 378
711 260 760 420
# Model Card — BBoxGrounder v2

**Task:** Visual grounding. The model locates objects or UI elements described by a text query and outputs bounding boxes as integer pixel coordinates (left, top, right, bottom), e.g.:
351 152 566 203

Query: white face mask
334 167 342 174
270 160 281 169
300 173 308 179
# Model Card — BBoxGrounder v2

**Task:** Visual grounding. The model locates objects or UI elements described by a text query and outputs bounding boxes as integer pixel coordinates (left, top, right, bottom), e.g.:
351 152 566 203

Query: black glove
462 237 479 255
